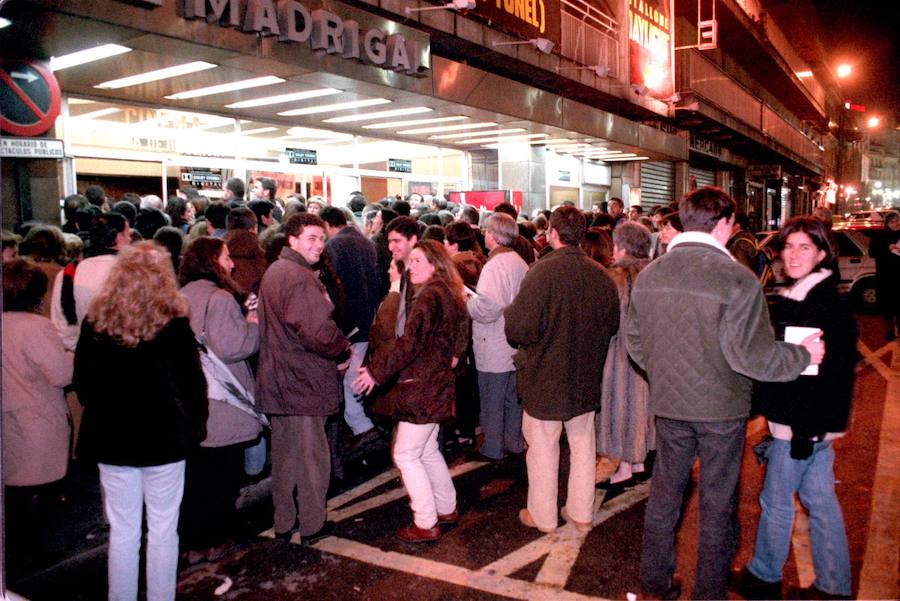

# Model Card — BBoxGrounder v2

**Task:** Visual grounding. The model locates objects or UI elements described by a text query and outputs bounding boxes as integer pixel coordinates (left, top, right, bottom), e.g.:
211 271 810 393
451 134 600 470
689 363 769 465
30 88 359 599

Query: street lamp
836 64 852 78
867 116 881 128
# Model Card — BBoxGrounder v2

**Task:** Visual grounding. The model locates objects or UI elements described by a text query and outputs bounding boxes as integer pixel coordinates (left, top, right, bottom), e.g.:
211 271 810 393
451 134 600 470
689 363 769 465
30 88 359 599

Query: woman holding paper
736 217 858 600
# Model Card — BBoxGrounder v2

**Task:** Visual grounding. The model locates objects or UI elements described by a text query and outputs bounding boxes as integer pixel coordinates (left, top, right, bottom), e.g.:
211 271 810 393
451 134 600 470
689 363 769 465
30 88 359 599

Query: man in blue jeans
624 187 825 599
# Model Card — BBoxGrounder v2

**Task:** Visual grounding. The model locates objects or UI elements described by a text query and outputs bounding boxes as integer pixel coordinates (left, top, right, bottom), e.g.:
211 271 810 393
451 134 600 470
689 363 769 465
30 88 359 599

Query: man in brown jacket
223 207 268 294
256 213 350 544
505 206 620 534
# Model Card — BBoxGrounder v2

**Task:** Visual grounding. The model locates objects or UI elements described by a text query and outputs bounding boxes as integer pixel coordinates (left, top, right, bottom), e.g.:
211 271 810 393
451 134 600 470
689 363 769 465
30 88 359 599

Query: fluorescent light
95 61 216 89
795 70 813 78
324 106 432 123
278 98 391 116
50 44 132 72
400 122 498 135
0 17 11 29
226 88 342 109
66 98 97 105
429 128 524 140
531 138 572 145
601 155 647 161
363 116 468 130
71 107 121 120
286 126 353 139
165 75 285 100
458 133 548 145
241 127 279 135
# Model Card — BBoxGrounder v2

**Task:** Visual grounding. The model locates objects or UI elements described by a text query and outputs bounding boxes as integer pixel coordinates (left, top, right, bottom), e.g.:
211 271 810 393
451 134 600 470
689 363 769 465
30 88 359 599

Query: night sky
811 0 900 125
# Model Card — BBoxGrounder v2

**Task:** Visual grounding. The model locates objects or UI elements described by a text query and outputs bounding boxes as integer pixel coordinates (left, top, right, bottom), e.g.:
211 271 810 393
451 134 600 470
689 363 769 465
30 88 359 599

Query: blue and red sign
0 60 62 137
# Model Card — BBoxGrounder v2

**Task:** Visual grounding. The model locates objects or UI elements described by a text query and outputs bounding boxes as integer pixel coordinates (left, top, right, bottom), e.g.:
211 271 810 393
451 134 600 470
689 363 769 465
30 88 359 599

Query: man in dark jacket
320 207 383 446
624 187 825 600
256 213 350 544
504 206 619 535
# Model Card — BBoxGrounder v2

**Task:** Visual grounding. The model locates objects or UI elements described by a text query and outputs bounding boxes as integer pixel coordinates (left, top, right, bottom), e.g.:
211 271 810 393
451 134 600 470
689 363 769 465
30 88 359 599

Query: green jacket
625 238 809 422
505 245 619 421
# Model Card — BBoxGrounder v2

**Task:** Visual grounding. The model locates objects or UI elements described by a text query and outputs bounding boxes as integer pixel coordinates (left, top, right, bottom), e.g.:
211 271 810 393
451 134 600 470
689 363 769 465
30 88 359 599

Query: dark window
834 232 862 257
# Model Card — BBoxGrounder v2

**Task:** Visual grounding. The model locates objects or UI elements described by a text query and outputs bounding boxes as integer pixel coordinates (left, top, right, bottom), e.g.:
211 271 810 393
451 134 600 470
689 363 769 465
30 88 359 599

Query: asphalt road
6 314 897 601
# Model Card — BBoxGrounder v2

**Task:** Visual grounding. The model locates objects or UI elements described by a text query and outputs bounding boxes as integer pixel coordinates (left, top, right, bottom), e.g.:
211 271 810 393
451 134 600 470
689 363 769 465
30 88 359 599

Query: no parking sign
0 60 61 137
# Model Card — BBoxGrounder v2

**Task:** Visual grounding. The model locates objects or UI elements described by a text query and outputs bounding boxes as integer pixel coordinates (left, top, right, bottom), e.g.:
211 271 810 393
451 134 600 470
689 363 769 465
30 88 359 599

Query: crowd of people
1 178 875 600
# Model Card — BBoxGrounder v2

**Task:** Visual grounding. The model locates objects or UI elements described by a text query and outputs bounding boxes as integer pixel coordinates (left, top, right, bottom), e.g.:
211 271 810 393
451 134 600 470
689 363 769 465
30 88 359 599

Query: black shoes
784 586 851 600
731 566 782 600
300 520 335 546
597 476 636 503
275 520 335 545
640 575 682 600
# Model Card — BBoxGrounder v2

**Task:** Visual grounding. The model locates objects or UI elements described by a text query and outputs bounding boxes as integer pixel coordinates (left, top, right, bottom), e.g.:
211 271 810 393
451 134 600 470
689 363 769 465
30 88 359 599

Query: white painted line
790 499 815 588
328 460 488 523
327 468 401 511
313 536 614 601
858 339 900 601
855 340 897 381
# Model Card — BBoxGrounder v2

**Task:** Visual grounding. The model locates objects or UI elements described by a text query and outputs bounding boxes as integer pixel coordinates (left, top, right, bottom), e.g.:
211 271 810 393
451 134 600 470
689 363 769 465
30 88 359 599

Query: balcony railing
761 15 827 115
677 48 763 129
560 0 620 79
678 49 824 169
763 107 825 168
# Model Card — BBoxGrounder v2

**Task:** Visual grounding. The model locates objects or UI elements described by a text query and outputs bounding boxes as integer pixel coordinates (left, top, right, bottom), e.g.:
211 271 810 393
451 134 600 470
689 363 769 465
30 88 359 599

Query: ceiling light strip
50 44 132 72
227 88 343 109
70 107 121 120
240 127 279 136
277 98 391 116
401 122 500 135
429 128 524 140
457 133 549 145
94 61 217 89
165 75 286 100
363 116 469 130
323 106 432 123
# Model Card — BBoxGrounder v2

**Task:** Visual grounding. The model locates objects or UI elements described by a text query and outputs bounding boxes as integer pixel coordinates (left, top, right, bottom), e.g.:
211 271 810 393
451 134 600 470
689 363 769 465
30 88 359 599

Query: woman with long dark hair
178 236 261 563
354 240 470 543
74 242 207 601
736 217 858 600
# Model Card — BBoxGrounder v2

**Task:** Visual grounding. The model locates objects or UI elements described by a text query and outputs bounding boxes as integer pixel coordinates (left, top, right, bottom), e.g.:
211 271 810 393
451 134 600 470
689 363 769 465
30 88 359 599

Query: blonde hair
88 241 189 347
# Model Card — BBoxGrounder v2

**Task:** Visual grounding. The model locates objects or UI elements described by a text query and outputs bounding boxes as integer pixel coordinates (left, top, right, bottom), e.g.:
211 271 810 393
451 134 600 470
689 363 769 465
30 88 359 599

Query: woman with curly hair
178 237 261 564
74 242 207 601
354 240 470 543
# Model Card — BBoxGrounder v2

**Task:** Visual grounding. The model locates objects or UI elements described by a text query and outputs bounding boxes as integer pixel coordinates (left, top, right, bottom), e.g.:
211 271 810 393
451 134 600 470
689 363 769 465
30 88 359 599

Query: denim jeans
99 461 185 601
393 421 457 529
343 341 375 435
640 417 744 600
748 438 852 596
477 371 524 459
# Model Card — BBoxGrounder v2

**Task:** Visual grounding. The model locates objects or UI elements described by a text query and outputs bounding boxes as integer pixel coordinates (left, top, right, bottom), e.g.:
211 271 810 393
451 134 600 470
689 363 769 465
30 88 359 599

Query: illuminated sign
179 0 429 76
388 158 412 173
471 0 561 46
286 147 318 165
628 0 674 100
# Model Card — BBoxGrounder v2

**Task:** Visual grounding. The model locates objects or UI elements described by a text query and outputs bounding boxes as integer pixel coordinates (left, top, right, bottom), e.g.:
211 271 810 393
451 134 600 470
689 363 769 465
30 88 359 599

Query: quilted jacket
625 238 810 422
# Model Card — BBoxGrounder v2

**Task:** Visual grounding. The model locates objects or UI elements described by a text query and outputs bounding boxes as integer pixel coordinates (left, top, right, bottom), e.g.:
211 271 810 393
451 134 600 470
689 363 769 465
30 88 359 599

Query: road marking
790 499 815 588
313 536 614 601
856 340 896 380
329 460 487 523
858 340 900 600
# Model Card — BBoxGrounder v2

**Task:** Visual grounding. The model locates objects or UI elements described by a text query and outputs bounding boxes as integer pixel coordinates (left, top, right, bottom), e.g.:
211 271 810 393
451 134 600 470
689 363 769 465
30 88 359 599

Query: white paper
784 326 821 376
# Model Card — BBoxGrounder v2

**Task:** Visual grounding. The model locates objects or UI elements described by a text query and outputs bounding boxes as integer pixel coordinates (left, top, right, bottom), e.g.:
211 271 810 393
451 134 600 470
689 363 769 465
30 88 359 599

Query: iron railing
560 0 620 78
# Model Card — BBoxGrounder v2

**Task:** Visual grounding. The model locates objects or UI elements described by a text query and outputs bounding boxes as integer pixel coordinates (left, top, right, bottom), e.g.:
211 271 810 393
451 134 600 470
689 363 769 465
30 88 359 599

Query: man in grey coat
625 187 825 599
467 213 529 460
505 206 619 534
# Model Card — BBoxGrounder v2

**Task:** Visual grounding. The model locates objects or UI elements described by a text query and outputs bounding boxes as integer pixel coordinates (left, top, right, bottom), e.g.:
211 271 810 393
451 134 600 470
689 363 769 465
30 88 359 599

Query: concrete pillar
673 161 690 201
499 145 546 216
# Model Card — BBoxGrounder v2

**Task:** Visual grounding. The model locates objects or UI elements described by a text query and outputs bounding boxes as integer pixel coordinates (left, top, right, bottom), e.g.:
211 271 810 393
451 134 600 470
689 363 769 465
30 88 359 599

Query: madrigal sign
123 0 429 76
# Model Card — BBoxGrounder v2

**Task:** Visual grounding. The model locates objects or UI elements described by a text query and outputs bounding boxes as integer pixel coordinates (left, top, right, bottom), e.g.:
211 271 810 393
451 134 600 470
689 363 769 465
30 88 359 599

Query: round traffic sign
0 60 62 137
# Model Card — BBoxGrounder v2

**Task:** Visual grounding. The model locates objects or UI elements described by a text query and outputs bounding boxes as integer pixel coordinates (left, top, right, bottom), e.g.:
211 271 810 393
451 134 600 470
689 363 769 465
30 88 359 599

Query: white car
756 229 878 311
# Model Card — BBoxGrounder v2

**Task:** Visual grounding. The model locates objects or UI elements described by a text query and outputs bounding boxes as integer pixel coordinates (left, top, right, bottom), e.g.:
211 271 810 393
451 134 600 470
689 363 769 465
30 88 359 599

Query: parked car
756 229 878 311
839 209 900 231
